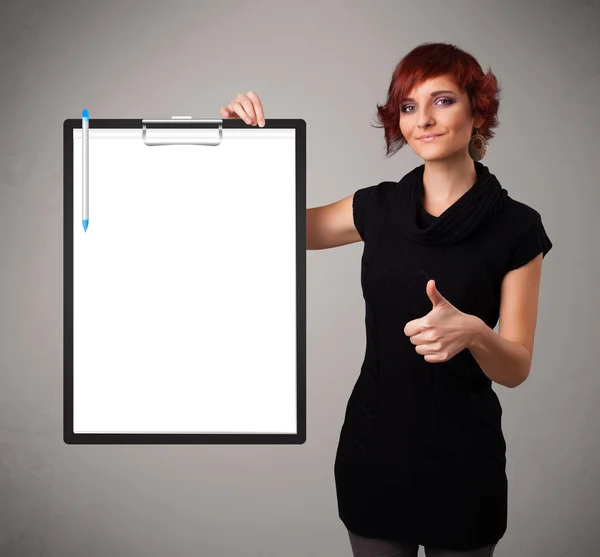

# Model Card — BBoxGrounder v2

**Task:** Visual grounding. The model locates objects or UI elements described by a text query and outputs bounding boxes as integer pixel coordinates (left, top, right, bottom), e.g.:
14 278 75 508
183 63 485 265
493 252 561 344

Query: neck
421 150 477 207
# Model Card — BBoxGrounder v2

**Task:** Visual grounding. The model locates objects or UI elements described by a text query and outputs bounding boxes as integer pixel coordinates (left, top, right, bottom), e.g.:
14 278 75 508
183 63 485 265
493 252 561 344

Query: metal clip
142 117 223 146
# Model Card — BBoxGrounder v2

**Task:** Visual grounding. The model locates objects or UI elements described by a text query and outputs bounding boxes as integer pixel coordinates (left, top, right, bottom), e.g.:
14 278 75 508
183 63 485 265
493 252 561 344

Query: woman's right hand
220 91 265 127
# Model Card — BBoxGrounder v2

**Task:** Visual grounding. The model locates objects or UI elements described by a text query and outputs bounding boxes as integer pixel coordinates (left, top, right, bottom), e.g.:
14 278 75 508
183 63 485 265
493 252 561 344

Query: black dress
334 161 552 551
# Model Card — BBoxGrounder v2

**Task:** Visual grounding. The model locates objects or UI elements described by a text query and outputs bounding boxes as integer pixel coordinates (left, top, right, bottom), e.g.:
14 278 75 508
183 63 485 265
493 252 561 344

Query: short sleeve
352 184 379 241
506 212 553 272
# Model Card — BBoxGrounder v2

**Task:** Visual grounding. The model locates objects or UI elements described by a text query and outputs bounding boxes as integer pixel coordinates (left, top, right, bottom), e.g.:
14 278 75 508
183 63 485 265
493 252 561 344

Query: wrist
466 314 484 350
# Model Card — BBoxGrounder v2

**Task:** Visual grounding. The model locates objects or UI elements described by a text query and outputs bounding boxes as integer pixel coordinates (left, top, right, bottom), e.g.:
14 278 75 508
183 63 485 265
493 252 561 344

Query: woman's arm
307 195 362 250
467 253 544 388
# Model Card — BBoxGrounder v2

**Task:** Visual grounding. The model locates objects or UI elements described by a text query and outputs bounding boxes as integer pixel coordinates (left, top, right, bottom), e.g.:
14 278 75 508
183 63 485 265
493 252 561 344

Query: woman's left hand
404 279 480 363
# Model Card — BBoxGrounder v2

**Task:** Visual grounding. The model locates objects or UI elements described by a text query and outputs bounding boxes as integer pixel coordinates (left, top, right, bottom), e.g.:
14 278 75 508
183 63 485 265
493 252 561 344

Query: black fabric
506 213 553 272
396 161 509 245
417 204 437 229
335 161 552 551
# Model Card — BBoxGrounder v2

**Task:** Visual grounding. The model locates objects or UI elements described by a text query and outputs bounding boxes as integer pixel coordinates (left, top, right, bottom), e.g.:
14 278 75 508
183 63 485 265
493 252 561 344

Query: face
399 75 481 162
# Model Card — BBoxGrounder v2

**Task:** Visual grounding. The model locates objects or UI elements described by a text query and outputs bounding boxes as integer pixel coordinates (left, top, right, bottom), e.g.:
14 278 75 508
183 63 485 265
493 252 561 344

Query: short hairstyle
373 43 502 157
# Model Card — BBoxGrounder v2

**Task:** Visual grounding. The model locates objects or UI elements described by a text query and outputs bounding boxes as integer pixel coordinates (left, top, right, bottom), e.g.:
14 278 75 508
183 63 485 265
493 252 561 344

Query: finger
404 320 424 337
415 343 434 355
424 353 444 363
227 98 252 123
221 104 242 119
411 329 439 345
415 344 441 357
220 106 233 118
235 93 258 125
247 91 265 127
231 100 252 123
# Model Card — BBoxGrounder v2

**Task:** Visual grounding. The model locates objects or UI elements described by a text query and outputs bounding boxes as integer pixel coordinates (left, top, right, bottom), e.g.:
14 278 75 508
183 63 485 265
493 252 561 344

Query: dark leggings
348 530 497 557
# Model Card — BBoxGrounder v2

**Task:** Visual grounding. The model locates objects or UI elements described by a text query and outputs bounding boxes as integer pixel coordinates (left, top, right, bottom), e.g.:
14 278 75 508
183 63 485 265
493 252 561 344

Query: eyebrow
401 90 457 102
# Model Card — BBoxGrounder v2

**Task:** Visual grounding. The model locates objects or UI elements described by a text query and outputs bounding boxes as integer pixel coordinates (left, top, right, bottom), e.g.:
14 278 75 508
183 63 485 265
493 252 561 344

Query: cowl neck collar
395 160 508 245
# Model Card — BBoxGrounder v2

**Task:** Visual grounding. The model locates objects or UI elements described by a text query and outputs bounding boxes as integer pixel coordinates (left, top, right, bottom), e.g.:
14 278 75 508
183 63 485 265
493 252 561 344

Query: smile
418 134 444 142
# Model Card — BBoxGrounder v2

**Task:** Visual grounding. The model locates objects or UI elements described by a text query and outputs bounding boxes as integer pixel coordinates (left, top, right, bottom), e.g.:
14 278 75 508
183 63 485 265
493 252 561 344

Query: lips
418 133 445 142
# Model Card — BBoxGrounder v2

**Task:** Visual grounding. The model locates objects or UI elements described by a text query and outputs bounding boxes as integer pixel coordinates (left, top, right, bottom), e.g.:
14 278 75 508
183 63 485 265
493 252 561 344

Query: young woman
220 43 552 557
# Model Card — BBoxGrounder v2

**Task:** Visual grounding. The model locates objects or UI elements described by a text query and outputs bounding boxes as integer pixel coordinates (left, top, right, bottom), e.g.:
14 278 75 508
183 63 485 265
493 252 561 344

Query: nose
417 105 435 130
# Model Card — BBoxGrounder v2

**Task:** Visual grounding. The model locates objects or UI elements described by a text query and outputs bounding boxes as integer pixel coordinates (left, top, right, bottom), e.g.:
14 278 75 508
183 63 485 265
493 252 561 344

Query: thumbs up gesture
403 279 479 363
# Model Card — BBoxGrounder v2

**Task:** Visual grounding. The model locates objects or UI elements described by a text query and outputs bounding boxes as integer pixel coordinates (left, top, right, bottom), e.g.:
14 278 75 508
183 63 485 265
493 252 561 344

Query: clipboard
63 116 306 444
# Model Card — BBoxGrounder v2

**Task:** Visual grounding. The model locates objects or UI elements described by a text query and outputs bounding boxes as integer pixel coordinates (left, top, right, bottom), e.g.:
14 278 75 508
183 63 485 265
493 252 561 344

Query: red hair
373 43 502 157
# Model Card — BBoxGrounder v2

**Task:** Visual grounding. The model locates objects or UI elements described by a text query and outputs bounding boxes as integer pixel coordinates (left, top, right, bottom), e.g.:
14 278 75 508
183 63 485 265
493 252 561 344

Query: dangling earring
468 128 487 161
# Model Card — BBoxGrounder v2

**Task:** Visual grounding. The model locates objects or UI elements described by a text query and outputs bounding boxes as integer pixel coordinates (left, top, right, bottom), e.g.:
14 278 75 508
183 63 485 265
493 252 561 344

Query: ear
473 116 485 131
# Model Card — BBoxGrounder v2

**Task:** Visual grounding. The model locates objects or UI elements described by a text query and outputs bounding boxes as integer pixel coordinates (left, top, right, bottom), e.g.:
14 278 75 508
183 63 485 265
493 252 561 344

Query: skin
221 84 545 386
398 74 485 216
399 75 485 361
399 75 543 385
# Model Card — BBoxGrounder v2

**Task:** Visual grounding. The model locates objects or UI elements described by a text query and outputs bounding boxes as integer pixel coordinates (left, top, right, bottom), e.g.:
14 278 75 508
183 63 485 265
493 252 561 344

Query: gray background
1 0 598 556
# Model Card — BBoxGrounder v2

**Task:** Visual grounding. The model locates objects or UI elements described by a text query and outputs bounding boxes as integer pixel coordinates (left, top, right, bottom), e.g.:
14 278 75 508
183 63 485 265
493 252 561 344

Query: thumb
426 279 449 308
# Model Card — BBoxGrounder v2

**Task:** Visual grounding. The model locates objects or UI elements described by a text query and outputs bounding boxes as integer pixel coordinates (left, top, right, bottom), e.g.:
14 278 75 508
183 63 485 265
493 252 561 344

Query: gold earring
468 128 487 161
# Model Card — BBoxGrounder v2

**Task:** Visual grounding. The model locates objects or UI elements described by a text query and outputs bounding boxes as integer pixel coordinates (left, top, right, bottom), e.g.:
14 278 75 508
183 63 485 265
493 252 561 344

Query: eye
401 97 455 113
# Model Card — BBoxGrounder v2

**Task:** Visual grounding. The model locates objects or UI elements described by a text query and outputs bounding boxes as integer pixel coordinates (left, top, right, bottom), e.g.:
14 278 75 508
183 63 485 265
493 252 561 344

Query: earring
468 128 487 161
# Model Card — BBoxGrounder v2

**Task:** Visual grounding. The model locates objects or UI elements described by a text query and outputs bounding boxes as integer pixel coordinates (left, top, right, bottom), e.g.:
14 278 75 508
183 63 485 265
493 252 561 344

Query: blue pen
82 108 89 231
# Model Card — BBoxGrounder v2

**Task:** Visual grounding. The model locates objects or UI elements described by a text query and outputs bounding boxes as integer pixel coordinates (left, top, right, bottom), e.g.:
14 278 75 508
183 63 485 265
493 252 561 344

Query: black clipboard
63 117 306 444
